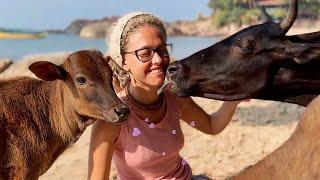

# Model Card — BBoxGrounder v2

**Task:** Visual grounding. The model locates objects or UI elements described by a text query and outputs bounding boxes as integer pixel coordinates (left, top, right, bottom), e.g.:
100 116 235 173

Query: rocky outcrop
66 16 223 39
65 16 119 36
64 19 94 34
80 20 116 39
165 18 218 37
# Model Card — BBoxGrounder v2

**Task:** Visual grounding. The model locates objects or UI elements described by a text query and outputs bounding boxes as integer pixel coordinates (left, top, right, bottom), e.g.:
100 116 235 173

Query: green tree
289 0 320 18
208 0 259 27
208 0 320 28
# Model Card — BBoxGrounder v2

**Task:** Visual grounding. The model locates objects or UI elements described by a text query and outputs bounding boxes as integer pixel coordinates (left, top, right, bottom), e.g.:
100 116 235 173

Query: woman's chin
147 71 165 79
147 77 165 85
148 80 165 89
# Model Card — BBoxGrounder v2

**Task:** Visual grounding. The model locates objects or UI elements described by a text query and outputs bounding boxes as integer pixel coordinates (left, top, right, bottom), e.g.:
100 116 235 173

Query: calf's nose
114 104 130 122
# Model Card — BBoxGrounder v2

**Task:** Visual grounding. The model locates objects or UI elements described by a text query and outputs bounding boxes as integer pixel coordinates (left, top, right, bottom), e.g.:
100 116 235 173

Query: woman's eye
76 77 87 84
138 49 153 57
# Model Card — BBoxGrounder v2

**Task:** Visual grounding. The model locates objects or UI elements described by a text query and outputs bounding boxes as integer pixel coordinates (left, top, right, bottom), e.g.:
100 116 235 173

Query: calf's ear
104 55 111 64
29 61 67 81
90 49 103 57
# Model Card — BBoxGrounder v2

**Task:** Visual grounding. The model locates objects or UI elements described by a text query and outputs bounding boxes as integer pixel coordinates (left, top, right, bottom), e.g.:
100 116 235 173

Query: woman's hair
107 12 167 90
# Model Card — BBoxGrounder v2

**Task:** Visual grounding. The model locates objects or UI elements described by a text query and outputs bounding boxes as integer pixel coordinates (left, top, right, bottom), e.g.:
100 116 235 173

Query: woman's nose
152 52 164 64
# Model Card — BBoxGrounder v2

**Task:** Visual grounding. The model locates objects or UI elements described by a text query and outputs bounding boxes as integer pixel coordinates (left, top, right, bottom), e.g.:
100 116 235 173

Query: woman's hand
241 99 251 103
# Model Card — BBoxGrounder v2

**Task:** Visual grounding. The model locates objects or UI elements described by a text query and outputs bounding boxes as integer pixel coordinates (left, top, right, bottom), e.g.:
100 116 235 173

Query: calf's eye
76 77 87 85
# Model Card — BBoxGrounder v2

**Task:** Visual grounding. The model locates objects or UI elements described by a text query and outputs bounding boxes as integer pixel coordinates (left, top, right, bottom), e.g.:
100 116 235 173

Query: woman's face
123 25 170 90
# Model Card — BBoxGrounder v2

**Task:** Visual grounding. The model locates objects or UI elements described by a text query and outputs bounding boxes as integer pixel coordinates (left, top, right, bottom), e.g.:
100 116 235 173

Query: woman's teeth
149 69 164 73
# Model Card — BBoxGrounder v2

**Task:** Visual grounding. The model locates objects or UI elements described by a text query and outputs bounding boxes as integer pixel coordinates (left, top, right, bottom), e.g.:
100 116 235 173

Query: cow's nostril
167 64 180 75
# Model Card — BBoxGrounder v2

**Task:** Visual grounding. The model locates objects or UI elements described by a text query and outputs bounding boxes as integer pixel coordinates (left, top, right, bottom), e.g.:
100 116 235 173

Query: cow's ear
29 61 67 81
271 43 320 64
285 43 320 64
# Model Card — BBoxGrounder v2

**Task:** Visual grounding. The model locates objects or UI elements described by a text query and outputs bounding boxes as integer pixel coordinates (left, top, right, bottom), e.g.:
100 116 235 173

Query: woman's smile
147 67 166 76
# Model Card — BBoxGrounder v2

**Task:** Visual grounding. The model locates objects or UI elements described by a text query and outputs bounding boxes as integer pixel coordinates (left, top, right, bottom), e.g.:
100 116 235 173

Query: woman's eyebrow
138 45 153 49
138 44 167 50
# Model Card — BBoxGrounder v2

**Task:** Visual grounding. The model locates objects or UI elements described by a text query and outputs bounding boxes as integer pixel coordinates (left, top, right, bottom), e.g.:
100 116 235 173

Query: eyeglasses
123 44 172 62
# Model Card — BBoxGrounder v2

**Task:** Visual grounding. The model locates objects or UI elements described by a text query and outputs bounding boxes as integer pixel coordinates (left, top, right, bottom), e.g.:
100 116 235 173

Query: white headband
107 12 148 67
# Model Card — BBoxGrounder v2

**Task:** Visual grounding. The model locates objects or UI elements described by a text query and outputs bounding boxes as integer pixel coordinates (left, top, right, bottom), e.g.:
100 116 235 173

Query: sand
37 97 304 180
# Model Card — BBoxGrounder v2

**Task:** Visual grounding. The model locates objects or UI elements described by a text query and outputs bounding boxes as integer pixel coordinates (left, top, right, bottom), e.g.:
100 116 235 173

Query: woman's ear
122 58 130 71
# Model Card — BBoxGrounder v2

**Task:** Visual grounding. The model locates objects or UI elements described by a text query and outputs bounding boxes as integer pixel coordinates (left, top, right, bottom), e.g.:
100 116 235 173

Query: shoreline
0 32 46 39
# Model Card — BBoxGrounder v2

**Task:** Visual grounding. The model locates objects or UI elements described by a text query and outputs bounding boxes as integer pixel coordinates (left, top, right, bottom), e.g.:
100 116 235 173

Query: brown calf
0 50 129 180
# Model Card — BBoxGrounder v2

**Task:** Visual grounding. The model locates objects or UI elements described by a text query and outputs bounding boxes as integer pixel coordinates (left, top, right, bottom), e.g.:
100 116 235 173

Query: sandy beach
0 24 315 179
35 97 302 180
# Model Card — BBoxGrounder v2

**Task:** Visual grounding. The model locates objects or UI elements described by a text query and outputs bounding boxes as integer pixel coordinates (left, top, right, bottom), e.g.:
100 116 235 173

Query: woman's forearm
88 141 113 180
210 101 240 135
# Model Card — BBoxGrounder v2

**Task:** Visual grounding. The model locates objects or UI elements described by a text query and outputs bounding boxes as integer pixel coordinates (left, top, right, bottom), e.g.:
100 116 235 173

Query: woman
88 12 242 180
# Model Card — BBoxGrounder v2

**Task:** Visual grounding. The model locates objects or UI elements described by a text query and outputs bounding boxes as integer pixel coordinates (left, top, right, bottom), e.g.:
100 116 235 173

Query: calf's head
29 50 129 127
166 0 320 106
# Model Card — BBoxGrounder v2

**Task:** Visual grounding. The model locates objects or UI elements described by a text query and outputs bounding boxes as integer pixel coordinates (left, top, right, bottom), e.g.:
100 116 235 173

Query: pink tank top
113 91 192 180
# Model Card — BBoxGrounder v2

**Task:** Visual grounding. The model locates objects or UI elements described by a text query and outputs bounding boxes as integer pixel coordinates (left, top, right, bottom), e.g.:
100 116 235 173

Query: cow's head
164 0 320 106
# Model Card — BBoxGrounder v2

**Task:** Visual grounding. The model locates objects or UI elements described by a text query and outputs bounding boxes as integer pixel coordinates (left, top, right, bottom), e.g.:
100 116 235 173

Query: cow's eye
237 43 254 54
235 37 255 54
243 46 254 54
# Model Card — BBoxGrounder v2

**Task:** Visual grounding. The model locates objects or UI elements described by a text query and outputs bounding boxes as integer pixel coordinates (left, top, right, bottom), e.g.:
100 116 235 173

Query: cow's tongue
157 80 174 95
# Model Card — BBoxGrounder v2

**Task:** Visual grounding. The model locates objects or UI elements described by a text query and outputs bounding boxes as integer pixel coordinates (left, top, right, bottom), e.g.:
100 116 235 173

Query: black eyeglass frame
122 43 173 62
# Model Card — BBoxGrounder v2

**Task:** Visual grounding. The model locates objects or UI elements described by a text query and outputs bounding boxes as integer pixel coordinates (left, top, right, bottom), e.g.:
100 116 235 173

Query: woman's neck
129 83 159 105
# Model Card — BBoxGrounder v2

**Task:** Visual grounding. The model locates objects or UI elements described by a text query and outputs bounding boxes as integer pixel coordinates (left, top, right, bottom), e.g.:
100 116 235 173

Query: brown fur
0 50 129 180
232 95 320 180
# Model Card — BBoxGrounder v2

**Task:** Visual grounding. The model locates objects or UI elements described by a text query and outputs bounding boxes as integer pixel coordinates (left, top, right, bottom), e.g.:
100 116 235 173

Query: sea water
0 34 220 61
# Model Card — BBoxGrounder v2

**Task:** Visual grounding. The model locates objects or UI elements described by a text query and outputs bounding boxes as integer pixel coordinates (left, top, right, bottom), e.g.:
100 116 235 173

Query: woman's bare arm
177 97 240 135
88 120 120 180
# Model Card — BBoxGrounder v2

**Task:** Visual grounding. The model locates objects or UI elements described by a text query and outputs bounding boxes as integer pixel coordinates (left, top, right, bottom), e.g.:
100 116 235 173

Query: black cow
165 0 320 106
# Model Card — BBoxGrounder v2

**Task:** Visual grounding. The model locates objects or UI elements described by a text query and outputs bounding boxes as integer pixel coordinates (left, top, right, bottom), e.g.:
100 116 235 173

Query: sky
0 0 211 31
